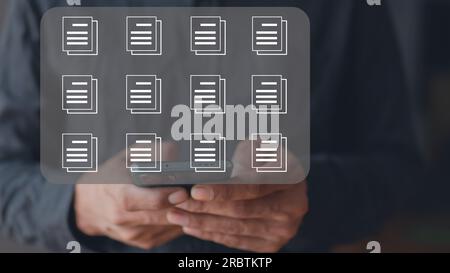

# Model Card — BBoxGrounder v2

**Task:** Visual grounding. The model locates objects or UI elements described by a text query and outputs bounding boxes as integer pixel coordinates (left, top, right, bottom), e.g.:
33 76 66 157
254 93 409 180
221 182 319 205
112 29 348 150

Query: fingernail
191 186 214 201
168 190 188 205
182 227 199 235
167 211 189 226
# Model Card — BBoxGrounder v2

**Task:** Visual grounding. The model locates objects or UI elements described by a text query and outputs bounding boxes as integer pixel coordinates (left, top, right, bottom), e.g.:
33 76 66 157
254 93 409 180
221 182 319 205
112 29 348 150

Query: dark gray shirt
0 0 422 252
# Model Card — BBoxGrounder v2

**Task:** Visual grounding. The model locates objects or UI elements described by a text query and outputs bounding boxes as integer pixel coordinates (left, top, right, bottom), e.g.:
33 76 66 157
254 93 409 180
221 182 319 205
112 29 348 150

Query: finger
167 209 287 241
177 199 275 220
182 228 281 253
115 209 173 226
160 141 180 161
113 226 181 249
134 227 183 249
107 225 166 247
117 185 189 211
230 140 253 167
190 182 292 201
179 182 307 221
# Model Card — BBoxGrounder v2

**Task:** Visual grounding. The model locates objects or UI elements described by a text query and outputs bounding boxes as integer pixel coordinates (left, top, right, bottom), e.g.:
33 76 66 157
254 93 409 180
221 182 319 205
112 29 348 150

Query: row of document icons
62 15 288 56
62 74 288 114
62 133 287 173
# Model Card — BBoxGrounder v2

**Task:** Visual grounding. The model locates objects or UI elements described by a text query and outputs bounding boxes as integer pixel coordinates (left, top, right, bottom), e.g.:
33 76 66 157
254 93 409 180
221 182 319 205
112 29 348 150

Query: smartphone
131 161 233 190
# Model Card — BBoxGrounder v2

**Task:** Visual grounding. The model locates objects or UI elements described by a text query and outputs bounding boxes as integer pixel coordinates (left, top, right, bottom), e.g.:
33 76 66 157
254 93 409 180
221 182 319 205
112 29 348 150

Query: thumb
160 141 180 161
231 140 253 165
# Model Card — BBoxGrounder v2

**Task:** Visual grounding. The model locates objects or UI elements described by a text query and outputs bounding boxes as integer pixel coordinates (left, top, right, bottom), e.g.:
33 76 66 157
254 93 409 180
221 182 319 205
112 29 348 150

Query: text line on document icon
191 16 227 55
62 133 98 173
62 75 98 115
252 16 287 55
126 16 162 55
62 16 98 55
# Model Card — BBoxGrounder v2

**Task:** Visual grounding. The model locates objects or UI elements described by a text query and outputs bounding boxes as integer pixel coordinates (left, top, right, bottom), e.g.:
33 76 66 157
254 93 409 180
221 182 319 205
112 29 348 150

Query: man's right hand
74 143 189 249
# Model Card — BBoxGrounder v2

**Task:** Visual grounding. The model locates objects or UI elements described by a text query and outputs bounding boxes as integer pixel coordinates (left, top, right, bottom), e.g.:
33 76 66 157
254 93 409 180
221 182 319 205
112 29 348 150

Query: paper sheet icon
190 133 226 173
62 133 98 173
251 75 287 114
126 133 162 173
62 75 98 115
191 16 227 55
62 16 98 56
190 75 226 114
252 16 287 55
126 16 162 55
251 133 288 173
126 75 162 114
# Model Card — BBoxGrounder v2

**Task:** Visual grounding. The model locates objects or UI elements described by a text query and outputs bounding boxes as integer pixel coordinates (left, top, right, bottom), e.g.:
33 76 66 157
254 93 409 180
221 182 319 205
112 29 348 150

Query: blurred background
0 0 44 253
1 0 450 252
335 0 450 253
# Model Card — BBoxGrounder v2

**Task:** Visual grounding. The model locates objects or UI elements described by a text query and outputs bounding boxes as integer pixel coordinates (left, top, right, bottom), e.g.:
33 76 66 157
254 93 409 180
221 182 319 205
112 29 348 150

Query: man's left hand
168 182 308 252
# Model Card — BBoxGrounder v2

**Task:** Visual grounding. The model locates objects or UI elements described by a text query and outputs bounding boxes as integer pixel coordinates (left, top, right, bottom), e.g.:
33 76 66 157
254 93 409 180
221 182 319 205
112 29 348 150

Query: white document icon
126 16 162 55
126 133 162 172
191 16 227 55
126 75 162 114
190 133 226 173
62 16 98 56
190 75 226 114
62 133 98 173
251 75 287 114
251 133 287 173
62 75 98 114
252 16 287 55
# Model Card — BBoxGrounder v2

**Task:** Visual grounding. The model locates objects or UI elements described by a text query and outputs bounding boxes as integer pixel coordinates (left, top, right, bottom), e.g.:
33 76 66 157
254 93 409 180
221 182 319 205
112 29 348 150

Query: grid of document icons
60 15 289 174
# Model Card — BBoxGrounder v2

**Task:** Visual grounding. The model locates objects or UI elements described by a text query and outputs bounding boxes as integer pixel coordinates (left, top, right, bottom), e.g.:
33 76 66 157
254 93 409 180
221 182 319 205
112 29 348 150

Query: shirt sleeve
0 0 79 251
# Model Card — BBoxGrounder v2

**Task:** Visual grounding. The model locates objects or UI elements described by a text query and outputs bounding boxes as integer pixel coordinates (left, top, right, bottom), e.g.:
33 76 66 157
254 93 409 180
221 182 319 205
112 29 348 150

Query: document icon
126 75 162 114
190 133 226 173
126 16 162 55
251 133 287 173
190 75 226 114
126 133 162 172
191 16 227 55
62 16 98 56
62 75 98 114
251 75 287 114
62 133 98 173
252 16 287 55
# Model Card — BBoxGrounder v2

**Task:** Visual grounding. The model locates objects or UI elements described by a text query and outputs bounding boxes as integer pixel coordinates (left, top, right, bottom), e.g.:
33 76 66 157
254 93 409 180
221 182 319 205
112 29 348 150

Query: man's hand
167 141 308 253
74 143 189 249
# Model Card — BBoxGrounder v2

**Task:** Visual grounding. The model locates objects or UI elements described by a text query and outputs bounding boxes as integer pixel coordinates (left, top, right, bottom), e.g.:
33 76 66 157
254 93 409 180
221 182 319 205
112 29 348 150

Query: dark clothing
0 0 422 252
